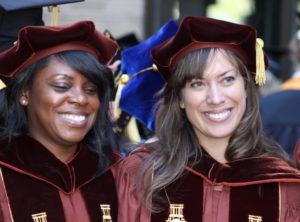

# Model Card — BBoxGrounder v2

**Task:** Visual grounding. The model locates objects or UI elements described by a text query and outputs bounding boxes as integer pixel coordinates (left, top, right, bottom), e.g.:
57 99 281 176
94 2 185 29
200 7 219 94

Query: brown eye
51 83 70 91
84 85 98 94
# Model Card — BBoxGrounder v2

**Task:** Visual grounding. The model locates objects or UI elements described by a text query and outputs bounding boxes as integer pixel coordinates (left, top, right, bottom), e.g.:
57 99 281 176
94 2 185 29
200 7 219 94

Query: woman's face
22 58 100 150
179 50 247 147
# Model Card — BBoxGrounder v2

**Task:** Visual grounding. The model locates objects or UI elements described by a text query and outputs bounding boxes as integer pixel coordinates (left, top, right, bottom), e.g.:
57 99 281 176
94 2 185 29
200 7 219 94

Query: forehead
182 48 238 79
32 58 78 80
202 50 237 77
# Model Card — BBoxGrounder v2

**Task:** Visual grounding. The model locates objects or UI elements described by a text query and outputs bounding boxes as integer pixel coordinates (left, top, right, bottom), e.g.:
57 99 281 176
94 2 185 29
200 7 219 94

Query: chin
60 135 86 145
210 131 233 139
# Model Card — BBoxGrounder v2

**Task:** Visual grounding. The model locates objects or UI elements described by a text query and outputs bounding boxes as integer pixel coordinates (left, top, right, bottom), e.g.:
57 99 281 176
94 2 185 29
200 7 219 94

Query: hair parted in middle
140 48 291 211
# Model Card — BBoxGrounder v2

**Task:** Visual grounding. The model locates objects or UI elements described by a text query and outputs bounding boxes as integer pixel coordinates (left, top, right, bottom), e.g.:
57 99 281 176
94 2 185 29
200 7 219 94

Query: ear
19 88 29 106
179 99 185 109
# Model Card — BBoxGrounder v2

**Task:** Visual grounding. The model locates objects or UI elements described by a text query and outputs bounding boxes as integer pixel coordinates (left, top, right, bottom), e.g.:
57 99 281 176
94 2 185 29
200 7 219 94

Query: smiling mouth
60 114 87 123
205 109 232 121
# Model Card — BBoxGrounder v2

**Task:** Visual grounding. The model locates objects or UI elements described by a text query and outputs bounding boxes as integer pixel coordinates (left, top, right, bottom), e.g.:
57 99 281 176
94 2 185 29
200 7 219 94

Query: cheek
90 97 101 116
28 85 59 105
180 91 204 110
28 93 48 111
235 89 247 113
94 97 101 110
230 81 247 102
179 89 201 109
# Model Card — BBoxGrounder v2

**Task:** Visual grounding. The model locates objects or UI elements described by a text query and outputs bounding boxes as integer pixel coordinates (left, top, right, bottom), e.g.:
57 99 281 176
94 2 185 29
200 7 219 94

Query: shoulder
110 146 153 191
113 147 151 175
113 147 152 222
240 156 300 184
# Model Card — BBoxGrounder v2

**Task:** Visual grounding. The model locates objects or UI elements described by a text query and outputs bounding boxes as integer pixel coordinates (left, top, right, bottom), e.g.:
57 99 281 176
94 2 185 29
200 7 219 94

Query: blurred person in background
260 29 300 156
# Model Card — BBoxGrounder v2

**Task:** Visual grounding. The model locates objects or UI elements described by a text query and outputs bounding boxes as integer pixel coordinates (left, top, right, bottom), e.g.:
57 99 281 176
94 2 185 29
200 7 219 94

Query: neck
199 137 228 163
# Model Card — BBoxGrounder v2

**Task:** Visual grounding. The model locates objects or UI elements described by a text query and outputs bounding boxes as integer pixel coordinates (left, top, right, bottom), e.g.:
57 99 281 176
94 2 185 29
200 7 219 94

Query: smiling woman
178 49 247 163
0 21 122 222
116 16 300 222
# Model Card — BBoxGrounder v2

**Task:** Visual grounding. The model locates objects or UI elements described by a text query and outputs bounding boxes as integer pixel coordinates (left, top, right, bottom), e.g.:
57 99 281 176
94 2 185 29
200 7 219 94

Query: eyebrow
190 69 236 82
217 69 235 78
54 73 74 80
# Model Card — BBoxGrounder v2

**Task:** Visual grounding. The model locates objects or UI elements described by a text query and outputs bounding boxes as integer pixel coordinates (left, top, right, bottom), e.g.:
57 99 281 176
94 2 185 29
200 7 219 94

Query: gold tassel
113 74 141 143
113 74 130 119
48 5 59 26
255 38 266 86
105 32 111 39
125 117 141 143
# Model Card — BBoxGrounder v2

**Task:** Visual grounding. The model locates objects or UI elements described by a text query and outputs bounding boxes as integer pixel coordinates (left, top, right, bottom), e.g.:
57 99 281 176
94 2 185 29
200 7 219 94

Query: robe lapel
230 183 279 222
151 173 203 222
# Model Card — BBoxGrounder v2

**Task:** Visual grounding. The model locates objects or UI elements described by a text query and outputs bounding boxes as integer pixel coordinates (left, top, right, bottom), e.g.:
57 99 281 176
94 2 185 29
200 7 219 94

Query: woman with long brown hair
116 16 300 222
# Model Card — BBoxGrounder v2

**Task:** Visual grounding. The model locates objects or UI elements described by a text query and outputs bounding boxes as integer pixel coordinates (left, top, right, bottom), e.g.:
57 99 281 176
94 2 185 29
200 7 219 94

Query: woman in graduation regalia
116 16 300 222
0 21 122 222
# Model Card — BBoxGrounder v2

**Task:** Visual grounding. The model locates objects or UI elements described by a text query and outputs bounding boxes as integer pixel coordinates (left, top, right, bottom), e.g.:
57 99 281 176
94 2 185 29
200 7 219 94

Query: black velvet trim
0 136 122 193
81 170 118 222
2 167 66 222
230 183 279 222
151 172 203 222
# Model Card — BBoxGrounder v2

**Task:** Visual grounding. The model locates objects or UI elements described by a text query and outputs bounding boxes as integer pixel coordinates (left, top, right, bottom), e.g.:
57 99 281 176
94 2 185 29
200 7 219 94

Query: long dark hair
0 50 117 172
141 48 291 210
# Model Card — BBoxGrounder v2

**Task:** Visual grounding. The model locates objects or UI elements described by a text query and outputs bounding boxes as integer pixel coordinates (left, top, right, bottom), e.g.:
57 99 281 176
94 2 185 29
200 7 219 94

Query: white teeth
61 114 86 122
206 110 231 120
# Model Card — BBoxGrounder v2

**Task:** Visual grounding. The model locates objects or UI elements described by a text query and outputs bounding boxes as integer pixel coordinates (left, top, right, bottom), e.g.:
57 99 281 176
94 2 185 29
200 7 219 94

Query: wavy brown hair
140 48 291 211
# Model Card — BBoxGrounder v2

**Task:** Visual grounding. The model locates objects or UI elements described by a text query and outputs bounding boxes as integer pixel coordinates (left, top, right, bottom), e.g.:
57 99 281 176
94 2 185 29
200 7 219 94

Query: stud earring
20 98 28 106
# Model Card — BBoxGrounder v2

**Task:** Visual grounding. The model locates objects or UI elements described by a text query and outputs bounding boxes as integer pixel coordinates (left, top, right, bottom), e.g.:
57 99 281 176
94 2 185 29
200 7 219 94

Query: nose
68 88 88 105
206 83 225 105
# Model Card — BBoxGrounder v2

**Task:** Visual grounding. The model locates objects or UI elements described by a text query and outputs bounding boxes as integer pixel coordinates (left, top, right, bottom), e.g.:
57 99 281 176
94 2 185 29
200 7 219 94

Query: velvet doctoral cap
151 16 268 85
0 20 119 82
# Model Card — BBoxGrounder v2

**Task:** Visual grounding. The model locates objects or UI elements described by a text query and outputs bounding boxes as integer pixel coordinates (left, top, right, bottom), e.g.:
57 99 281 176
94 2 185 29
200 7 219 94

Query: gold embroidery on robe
100 204 112 222
166 204 187 222
32 212 47 222
248 214 263 222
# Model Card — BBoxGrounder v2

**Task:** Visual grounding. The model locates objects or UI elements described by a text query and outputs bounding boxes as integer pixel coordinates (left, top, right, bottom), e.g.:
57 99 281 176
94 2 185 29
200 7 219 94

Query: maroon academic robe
0 135 123 222
116 148 300 222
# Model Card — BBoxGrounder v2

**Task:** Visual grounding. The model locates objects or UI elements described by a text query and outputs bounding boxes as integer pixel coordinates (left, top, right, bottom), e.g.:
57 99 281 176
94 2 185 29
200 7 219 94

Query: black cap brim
0 0 84 11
